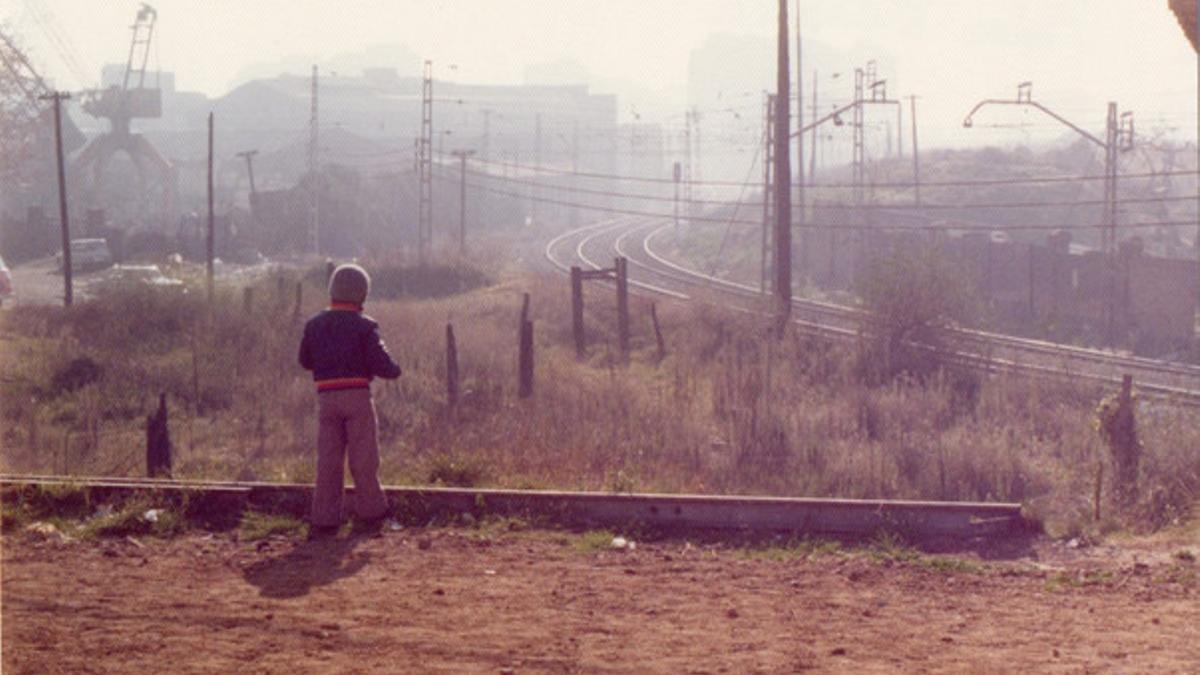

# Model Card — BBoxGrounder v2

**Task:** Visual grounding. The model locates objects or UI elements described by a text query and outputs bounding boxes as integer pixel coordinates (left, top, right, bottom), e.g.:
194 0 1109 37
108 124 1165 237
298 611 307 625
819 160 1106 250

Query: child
299 263 401 536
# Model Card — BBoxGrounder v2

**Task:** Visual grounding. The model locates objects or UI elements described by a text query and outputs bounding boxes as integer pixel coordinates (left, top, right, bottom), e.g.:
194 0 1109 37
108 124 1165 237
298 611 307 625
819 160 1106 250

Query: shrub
858 247 976 381
50 357 104 395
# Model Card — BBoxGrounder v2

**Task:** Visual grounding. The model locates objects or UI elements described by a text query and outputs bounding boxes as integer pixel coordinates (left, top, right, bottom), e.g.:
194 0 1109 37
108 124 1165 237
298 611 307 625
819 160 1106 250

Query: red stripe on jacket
316 377 370 392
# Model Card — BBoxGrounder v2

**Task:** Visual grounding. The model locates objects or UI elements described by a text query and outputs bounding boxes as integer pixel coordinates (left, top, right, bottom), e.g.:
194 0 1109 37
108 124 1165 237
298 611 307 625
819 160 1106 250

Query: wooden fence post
519 319 534 398
276 274 287 310
615 256 630 358
146 393 172 478
243 286 254 314
571 266 585 358
325 259 336 285
292 282 303 321
1112 374 1139 507
650 302 666 362
446 323 459 409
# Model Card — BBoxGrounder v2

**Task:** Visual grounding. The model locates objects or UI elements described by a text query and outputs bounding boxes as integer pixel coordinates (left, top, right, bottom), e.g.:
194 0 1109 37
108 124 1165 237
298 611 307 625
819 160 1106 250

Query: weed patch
4 256 1200 537
918 556 983 575
737 537 843 562
239 510 307 542
574 529 617 553
426 455 487 488
80 500 182 539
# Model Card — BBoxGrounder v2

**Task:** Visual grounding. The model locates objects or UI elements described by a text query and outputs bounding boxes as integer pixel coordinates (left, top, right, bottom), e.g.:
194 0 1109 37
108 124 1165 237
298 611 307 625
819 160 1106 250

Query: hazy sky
5 0 1197 146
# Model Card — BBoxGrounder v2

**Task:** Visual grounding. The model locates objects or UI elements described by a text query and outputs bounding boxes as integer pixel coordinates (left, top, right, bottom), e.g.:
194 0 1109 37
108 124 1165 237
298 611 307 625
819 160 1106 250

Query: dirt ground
3 525 1199 674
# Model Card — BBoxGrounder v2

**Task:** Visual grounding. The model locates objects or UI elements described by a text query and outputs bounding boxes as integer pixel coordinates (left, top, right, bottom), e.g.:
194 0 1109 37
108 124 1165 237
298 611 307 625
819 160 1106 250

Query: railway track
0 474 1024 539
545 217 1200 404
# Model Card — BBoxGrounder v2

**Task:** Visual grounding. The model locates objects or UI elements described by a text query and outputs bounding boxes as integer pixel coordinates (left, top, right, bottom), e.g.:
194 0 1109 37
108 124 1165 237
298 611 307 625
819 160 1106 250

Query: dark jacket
298 309 401 391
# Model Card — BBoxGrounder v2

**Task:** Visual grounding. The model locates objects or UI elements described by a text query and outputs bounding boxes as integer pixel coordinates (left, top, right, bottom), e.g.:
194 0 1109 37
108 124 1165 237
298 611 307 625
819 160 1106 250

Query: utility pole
452 149 475 254
761 92 776 295
571 119 580 227
237 149 258 196
673 161 683 228
909 95 921 206
237 148 259 226
481 109 492 161
852 67 865 209
478 109 491 233
41 91 72 307
794 0 806 278
309 65 320 256
418 60 434 263
791 61 898 288
533 113 541 225
683 109 694 227
692 107 702 224
809 70 818 186
963 82 1133 346
773 0 792 335
206 112 215 303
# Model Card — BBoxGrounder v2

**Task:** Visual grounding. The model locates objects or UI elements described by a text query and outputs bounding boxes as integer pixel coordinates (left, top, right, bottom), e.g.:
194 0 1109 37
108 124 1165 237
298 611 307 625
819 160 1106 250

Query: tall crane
74 3 175 224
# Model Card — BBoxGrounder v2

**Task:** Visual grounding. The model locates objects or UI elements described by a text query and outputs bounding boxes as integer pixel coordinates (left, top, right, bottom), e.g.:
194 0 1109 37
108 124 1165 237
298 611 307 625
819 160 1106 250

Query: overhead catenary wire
440 164 1198 212
708 131 764 276
449 152 1200 190
331 150 1198 215
426 168 1200 233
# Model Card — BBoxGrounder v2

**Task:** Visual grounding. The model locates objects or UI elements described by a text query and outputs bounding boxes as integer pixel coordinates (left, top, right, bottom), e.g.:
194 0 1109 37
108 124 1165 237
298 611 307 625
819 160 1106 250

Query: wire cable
426 169 1200 233
455 152 1200 190
445 164 1199 212
708 133 764 275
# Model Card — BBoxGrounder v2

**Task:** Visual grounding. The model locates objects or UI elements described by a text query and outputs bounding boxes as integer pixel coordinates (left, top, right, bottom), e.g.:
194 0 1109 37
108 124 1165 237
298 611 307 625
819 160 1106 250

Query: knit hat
329 263 370 305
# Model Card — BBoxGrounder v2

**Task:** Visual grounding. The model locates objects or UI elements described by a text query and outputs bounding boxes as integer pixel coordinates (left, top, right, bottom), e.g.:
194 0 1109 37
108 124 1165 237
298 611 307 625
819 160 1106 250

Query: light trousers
311 388 388 527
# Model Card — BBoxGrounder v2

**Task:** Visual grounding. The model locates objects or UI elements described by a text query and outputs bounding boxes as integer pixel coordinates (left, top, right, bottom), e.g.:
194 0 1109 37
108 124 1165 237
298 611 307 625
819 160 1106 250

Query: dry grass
2 247 1199 537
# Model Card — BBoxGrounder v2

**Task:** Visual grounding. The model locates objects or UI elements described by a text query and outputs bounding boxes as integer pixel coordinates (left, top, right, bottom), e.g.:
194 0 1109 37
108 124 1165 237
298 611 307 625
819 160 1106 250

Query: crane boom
81 3 161 131
122 4 157 91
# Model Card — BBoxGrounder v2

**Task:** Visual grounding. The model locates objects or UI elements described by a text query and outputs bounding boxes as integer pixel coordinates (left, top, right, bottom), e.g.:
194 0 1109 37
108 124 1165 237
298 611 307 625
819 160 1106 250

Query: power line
339 155 1197 213
457 153 1200 190
443 164 1197 212
429 169 1200 233
709 130 764 275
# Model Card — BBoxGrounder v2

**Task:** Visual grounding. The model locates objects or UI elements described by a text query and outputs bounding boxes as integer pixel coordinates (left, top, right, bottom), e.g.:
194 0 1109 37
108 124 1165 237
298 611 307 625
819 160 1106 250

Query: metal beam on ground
0 475 1025 539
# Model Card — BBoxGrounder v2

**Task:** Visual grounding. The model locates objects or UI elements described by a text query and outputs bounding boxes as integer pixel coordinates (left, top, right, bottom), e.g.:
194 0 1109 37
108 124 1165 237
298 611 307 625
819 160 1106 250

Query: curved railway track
545 217 1200 405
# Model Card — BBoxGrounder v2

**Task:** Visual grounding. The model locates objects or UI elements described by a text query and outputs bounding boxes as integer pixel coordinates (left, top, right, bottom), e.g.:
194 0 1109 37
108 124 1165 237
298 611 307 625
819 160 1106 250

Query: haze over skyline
3 0 1197 148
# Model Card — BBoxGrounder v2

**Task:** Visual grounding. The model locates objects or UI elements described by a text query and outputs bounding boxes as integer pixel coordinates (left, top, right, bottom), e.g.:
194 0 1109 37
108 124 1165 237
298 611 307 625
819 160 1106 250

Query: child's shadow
243 535 371 599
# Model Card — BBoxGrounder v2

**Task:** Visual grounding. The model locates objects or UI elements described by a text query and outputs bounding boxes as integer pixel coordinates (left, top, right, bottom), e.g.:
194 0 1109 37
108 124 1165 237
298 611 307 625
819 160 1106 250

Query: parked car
0 253 12 305
93 264 183 290
57 238 114 271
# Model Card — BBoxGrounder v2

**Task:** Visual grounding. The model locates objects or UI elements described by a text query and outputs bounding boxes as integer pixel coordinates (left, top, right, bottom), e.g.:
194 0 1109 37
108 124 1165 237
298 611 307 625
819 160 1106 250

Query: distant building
213 70 618 174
